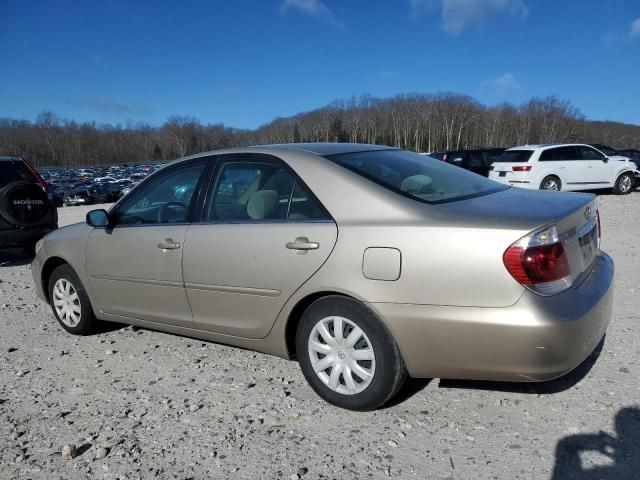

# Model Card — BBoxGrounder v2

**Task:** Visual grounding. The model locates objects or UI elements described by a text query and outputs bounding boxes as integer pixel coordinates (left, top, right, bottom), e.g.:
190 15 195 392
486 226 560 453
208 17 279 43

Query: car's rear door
85 159 208 327
539 146 583 188
182 154 338 339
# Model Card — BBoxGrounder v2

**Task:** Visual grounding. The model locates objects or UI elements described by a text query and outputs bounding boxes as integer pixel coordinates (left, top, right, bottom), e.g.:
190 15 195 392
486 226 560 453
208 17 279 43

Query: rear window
494 150 534 163
0 161 34 188
326 149 508 204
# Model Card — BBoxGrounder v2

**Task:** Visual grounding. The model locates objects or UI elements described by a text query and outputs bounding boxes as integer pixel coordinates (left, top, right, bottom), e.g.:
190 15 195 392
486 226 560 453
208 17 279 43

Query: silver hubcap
542 179 559 191
308 316 376 395
53 278 81 327
619 175 632 192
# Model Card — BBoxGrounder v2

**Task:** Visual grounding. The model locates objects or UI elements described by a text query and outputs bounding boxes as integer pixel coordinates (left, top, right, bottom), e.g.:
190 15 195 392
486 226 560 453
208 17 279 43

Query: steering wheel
157 201 189 223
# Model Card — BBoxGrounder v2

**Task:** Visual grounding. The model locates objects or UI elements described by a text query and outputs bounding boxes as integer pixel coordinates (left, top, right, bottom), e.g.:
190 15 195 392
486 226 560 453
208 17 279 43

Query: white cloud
483 73 521 94
631 18 640 38
280 0 343 28
411 0 529 35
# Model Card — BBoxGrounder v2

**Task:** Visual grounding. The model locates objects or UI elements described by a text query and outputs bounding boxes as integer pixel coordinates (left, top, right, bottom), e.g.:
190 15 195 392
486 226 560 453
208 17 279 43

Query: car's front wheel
48 264 97 335
296 296 407 411
612 172 634 195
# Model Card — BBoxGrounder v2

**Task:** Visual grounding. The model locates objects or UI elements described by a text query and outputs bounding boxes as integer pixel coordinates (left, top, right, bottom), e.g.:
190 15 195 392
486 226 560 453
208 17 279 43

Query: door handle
157 238 181 250
286 237 319 252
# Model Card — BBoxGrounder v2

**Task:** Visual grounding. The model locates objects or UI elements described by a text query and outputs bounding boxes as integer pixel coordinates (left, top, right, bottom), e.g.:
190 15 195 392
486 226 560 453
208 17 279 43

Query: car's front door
86 160 207 327
577 146 612 186
182 155 338 339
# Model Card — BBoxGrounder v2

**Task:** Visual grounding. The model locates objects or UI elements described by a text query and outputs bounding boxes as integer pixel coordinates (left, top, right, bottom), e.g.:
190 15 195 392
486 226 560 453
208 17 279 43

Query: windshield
326 149 507 204
494 150 534 163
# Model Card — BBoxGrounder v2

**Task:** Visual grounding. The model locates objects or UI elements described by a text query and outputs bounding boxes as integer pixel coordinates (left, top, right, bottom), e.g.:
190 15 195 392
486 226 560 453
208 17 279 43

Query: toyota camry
31 143 614 410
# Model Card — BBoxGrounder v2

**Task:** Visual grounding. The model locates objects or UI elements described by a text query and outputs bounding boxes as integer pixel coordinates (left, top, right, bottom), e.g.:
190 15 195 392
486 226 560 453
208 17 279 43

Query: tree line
1 93 639 167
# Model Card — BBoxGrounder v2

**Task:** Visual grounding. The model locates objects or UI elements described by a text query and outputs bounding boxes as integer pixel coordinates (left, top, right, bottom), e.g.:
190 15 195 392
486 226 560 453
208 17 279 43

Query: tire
540 175 561 191
47 264 97 335
296 296 407 411
612 172 634 195
0 181 50 226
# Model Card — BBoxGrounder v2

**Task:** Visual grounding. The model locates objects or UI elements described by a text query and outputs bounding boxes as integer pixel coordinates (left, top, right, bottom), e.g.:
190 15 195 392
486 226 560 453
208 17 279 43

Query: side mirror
86 209 110 228
602 156 609 163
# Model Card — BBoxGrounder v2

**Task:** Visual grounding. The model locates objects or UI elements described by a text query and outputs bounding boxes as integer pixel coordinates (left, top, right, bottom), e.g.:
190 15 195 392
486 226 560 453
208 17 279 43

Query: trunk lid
434 187 599 280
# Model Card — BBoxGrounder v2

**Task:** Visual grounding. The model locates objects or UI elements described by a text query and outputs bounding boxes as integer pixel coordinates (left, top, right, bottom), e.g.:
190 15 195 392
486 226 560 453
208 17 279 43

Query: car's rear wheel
540 175 561 191
48 264 96 335
612 172 634 195
296 296 407 411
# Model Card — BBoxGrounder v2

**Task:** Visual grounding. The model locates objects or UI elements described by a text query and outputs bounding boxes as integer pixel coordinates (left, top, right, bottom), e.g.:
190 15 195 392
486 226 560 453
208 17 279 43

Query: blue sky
1 0 639 129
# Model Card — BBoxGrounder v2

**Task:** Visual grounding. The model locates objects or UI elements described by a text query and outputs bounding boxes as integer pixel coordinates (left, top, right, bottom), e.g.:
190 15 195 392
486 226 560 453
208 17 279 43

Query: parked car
425 151 446 161
32 143 613 410
442 148 506 176
617 148 640 161
617 149 640 181
489 144 637 194
64 184 113 206
1 157 58 256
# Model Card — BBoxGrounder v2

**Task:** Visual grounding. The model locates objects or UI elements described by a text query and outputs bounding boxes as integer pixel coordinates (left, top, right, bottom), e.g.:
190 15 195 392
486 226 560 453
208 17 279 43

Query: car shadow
551 406 640 479
0 249 32 267
437 336 604 395
383 377 433 408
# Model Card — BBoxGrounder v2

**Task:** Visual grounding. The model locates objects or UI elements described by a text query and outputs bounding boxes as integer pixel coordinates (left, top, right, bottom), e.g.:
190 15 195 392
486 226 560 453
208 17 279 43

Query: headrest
247 190 279 220
400 174 433 194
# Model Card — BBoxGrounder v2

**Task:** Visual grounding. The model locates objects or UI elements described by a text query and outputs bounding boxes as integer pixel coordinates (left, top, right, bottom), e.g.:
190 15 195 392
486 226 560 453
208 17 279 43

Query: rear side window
494 150 533 163
327 149 507 204
0 161 33 188
469 151 485 167
539 147 580 162
205 161 328 222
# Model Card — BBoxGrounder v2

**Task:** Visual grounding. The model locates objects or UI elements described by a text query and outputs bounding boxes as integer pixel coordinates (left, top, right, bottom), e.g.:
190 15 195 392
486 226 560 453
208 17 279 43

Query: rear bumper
0 224 57 247
369 252 614 381
488 176 535 188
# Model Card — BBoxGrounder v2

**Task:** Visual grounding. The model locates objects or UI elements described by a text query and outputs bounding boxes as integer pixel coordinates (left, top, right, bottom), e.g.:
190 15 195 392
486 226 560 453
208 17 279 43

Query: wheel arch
284 290 355 359
40 256 71 303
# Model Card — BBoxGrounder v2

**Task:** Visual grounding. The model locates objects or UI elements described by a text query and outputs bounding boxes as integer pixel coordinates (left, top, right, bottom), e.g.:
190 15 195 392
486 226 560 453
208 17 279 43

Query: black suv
442 148 506 177
0 157 58 256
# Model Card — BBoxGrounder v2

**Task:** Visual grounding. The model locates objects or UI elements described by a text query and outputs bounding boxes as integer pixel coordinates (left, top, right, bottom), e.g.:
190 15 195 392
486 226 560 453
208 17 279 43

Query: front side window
327 149 507 204
114 162 205 225
206 160 327 222
578 146 605 160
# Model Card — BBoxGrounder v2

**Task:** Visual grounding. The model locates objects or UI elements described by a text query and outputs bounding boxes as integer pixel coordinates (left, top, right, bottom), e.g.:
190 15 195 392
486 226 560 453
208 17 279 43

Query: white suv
489 144 637 194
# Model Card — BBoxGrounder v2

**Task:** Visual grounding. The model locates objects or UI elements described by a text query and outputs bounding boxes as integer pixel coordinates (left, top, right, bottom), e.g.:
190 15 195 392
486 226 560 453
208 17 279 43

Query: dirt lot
1 195 639 480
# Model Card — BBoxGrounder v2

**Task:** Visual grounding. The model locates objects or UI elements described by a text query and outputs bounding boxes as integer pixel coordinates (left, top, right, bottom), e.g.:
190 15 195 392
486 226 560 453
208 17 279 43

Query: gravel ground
1 195 639 480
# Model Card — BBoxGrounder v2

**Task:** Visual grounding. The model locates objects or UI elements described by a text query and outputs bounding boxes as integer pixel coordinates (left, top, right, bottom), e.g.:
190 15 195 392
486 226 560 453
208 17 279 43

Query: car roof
507 143 592 151
182 143 397 162
0 156 22 162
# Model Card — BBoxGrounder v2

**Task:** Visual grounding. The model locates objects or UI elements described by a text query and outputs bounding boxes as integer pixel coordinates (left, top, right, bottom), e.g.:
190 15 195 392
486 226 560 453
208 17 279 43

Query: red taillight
23 159 49 193
443 154 448 162
503 243 570 285
503 225 572 295
512 165 532 172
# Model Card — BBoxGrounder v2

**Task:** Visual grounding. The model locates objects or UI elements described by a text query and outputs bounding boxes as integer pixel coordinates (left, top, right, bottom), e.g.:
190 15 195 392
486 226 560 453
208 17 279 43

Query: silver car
31 144 613 410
